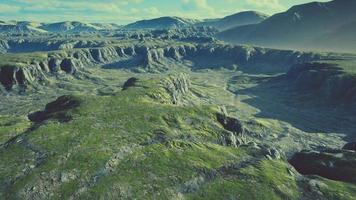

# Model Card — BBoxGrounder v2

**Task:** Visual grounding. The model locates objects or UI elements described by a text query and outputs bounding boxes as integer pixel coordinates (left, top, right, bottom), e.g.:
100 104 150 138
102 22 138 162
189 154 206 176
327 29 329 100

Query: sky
0 0 330 24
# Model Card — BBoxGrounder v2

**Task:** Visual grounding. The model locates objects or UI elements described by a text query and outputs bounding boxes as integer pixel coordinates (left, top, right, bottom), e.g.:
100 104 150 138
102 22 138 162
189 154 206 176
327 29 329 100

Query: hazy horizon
0 0 330 24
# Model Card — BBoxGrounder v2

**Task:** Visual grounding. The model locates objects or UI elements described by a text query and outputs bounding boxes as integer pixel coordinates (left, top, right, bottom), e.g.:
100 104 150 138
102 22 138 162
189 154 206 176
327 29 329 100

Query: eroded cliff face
2 39 115 53
0 40 9 53
0 64 48 90
287 62 356 108
0 43 323 91
120 43 323 73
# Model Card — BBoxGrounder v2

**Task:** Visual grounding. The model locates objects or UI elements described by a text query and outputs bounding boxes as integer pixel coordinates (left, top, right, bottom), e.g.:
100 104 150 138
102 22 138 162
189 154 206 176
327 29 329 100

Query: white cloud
0 0 303 23
0 4 20 13
245 0 285 12
180 0 218 18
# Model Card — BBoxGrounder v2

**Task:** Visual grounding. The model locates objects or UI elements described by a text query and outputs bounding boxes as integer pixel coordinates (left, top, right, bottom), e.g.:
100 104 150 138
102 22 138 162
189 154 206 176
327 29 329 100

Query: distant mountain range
217 0 356 52
0 21 121 34
1 10 266 34
123 17 201 29
123 11 268 30
39 21 102 33
0 21 47 34
2 0 356 52
196 11 268 31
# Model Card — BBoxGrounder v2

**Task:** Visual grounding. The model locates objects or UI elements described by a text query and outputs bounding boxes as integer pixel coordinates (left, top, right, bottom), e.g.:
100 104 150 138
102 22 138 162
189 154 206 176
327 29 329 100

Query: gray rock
60 58 82 74
289 149 356 183
342 141 356 151
216 112 244 134
48 57 62 72
161 73 191 104
266 148 281 160
60 172 76 183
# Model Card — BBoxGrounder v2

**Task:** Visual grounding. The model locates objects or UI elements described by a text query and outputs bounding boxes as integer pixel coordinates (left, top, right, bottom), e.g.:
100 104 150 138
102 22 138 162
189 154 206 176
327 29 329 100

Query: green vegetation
0 52 47 67
1 36 356 199
188 160 300 200
0 115 30 144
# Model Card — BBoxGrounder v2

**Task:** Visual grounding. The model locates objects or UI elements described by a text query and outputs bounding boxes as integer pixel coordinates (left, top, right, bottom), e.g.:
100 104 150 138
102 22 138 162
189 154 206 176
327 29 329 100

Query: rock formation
0 43 324 91
160 73 191 105
289 148 356 184
287 62 356 108
0 64 47 90
122 77 139 90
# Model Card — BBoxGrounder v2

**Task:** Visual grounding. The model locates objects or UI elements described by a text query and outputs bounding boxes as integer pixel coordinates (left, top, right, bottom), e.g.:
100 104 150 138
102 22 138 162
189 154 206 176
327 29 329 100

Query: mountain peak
199 10 268 31
218 0 356 52
124 16 200 29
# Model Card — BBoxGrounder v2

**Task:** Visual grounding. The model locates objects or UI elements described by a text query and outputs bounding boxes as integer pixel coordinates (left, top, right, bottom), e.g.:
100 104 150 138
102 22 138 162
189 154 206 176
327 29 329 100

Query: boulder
216 112 244 134
289 149 356 183
343 142 356 151
122 77 138 90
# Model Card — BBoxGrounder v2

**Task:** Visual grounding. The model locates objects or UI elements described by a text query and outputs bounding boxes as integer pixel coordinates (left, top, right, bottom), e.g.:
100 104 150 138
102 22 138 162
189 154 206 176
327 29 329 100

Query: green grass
317 178 356 200
187 160 300 200
1 44 356 199
83 142 247 199
0 52 48 67
2 73 354 199
0 76 233 199
0 115 30 144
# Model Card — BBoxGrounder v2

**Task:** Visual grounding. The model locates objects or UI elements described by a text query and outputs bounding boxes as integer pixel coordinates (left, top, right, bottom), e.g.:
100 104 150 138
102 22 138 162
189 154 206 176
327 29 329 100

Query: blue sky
0 0 330 24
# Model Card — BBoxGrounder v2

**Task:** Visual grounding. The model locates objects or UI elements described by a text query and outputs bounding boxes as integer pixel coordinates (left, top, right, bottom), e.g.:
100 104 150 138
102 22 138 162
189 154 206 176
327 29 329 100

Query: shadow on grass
102 56 144 70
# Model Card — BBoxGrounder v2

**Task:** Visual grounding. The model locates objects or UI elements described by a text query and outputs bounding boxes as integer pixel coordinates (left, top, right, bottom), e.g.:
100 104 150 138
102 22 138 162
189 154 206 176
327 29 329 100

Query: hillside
1 0 356 199
39 21 102 33
198 11 268 31
0 21 122 34
0 21 47 34
217 0 356 52
123 17 200 30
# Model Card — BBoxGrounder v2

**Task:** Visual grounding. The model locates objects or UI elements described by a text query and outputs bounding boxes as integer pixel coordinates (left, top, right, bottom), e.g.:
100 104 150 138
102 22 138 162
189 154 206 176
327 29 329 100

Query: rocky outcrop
216 112 247 147
161 73 191 104
2 39 114 53
138 44 322 72
122 77 138 91
0 45 135 90
0 64 47 90
0 39 9 53
289 148 356 184
1 43 324 90
343 142 356 151
287 62 356 107
59 58 83 74
216 112 244 134
28 95 81 123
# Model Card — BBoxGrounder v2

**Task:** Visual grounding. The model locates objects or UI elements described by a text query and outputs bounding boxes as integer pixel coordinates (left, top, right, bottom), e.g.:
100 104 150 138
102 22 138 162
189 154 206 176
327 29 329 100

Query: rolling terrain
1 32 356 199
1 0 356 199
